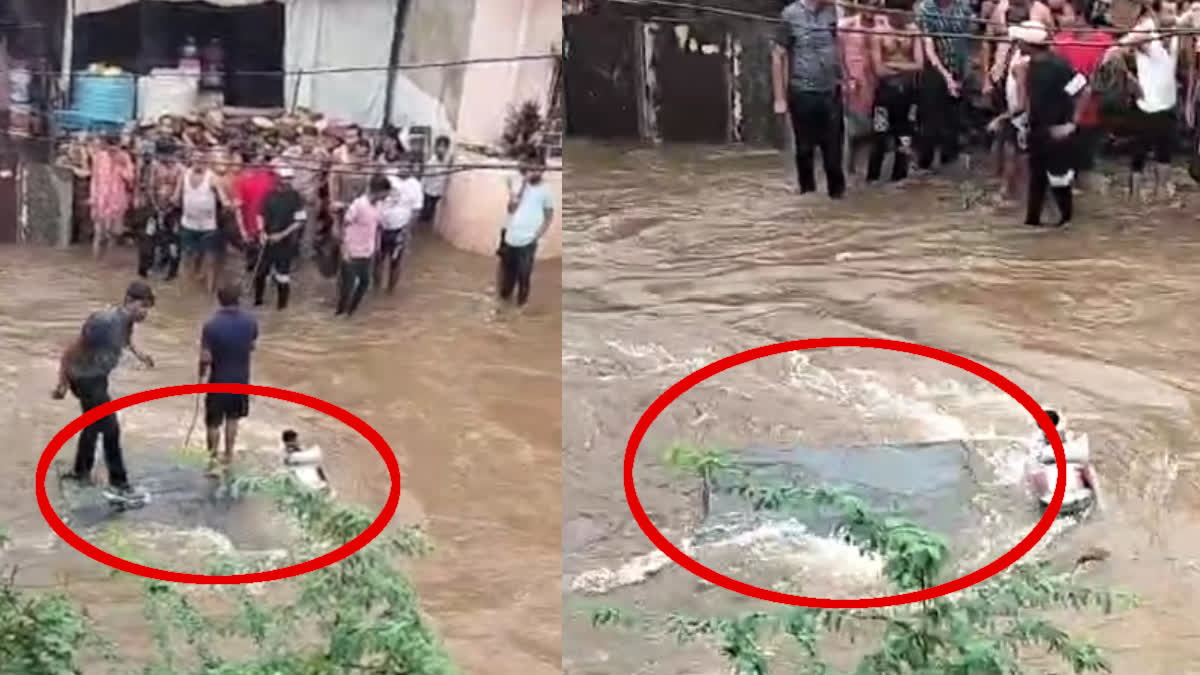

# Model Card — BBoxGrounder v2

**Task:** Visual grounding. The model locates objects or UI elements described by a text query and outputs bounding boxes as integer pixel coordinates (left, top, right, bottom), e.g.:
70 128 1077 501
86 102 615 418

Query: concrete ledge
435 150 563 260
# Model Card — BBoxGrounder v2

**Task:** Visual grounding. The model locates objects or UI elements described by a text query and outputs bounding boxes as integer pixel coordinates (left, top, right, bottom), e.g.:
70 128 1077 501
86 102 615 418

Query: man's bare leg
205 424 222 476
223 418 239 466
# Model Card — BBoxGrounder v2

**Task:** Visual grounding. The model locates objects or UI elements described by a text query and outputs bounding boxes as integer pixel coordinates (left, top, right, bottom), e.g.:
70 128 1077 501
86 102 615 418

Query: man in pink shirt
233 145 277 272
335 174 390 317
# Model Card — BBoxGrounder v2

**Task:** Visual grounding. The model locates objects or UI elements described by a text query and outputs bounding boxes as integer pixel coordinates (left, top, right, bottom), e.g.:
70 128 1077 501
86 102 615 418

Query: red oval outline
36 383 400 585
623 338 1064 608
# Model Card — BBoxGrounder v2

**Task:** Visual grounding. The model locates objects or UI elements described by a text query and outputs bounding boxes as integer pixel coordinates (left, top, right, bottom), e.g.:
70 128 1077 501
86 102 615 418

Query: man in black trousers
1012 19 1087 227
52 280 156 503
771 0 846 199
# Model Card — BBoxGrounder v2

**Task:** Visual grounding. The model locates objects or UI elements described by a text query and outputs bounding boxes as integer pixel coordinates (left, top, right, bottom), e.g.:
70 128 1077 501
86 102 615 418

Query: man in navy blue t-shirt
199 282 259 476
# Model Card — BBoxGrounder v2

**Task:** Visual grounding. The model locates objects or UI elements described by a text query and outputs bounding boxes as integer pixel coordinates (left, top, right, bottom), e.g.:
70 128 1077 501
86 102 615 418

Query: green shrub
592 445 1134 674
1 473 456 674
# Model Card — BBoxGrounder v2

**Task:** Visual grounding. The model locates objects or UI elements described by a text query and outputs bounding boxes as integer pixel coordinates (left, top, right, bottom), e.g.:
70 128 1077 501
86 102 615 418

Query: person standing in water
914 0 975 172
838 2 878 180
254 166 306 310
421 135 453 226
199 282 259 476
771 0 846 198
88 134 135 260
335 174 390 317
377 156 424 294
51 281 156 503
866 0 923 183
1013 20 1087 227
498 152 554 308
177 151 232 295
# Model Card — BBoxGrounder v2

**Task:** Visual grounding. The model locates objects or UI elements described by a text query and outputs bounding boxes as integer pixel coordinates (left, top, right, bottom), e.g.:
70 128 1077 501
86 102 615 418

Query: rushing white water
571 360 1088 598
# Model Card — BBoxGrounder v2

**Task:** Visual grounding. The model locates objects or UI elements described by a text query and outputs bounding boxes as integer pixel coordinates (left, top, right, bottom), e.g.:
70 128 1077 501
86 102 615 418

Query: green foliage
500 100 545 159
663 442 735 521
0 528 104 675
134 473 454 675
593 444 1137 675
168 444 211 470
0 472 456 675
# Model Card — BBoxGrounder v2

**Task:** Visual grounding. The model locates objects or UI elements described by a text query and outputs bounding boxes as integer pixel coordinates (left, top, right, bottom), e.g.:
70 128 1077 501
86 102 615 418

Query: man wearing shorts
199 282 259 476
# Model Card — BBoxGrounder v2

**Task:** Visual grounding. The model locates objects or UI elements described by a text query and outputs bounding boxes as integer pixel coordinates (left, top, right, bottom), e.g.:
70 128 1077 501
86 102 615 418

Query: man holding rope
253 165 306 310
199 282 258 477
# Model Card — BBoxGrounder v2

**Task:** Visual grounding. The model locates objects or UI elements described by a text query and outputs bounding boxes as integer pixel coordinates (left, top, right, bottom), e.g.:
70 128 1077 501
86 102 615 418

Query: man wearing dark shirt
915 0 975 171
200 282 259 475
1013 20 1088 227
253 166 306 310
771 0 846 199
51 280 156 502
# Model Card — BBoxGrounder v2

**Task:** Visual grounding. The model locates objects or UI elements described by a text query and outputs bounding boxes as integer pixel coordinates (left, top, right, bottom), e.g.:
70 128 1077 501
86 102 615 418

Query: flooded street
0 234 562 674
564 140 1200 674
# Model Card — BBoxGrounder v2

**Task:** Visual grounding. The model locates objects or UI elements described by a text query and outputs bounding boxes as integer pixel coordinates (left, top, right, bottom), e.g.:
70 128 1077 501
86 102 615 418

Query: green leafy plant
594 444 1135 674
135 473 455 675
0 528 106 675
664 441 735 521
0 472 456 675
500 100 545 159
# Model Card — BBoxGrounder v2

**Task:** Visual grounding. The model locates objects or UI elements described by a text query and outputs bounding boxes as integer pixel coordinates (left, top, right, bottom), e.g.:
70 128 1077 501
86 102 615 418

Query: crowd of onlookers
774 0 1200 224
54 115 453 310
55 110 554 314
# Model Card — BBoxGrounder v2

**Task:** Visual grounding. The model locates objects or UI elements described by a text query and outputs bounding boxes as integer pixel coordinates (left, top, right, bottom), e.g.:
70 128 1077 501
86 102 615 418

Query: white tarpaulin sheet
284 0 452 134
69 0 454 135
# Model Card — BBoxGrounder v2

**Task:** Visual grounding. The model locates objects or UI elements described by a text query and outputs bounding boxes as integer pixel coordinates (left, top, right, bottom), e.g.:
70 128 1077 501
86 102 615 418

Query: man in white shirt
281 429 332 494
420 135 453 226
376 157 424 293
1109 4 1195 200
498 152 554 308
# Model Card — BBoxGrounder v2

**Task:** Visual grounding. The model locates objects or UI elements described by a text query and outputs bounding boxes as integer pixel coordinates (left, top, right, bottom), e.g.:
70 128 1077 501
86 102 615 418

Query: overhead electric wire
4 131 561 177
0 53 561 79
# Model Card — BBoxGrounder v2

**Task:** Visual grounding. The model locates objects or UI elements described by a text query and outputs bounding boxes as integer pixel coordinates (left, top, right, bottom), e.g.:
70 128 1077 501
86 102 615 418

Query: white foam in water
787 355 1022 443
571 538 698 595
570 521 887 596
571 358 1091 596
604 340 719 376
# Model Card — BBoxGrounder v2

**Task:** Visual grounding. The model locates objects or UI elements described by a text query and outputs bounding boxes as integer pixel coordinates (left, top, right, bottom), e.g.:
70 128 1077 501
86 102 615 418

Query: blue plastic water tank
72 73 136 123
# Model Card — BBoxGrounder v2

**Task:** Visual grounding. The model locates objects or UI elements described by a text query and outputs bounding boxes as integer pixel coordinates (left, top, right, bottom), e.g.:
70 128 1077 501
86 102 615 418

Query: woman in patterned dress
88 134 135 260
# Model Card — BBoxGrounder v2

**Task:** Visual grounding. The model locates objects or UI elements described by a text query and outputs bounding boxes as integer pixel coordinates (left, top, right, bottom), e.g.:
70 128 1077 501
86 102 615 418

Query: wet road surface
0 233 562 674
564 140 1200 674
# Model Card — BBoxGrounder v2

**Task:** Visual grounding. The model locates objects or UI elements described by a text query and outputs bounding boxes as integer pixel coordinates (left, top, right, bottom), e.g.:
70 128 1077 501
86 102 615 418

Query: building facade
565 0 786 148
402 0 563 259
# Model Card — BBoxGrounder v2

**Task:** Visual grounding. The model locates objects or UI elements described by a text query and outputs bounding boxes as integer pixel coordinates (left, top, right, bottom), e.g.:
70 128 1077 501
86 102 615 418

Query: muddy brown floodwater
0 233 561 674
564 140 1200 674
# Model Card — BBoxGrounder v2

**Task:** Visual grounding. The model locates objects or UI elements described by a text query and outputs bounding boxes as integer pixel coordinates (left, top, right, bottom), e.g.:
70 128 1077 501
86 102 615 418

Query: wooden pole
381 0 411 131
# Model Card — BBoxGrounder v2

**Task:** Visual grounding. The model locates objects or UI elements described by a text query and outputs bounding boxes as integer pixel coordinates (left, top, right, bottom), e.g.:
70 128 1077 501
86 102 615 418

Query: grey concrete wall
735 20 783 148
397 0 479 129
22 161 72 247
